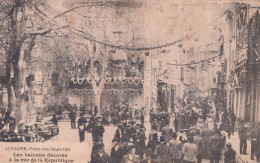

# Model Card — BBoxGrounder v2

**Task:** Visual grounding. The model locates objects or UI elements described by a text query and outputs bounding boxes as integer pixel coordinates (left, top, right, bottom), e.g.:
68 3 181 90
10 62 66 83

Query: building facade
226 3 260 123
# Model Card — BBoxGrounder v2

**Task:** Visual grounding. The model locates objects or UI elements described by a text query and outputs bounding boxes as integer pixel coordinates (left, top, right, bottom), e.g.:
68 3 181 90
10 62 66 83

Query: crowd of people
85 97 236 163
89 121 238 163
149 109 170 131
3 96 260 162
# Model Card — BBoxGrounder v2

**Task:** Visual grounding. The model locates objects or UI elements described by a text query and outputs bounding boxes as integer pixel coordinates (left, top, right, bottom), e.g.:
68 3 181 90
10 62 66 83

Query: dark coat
238 125 247 139
110 145 123 163
193 135 203 155
154 143 172 163
209 134 224 153
51 116 58 125
4 110 11 123
69 111 76 121
147 140 160 154
224 148 236 163
77 117 86 127
135 132 146 156
92 125 105 137
91 152 111 163
114 128 125 142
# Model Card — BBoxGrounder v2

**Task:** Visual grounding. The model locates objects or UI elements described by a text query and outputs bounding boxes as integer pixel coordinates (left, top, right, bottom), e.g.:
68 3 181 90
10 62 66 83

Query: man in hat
161 125 173 143
140 113 145 126
224 143 236 163
142 149 156 163
8 112 16 132
122 145 140 163
110 140 123 163
91 145 110 163
238 120 247 154
250 123 258 160
125 120 136 142
209 130 225 163
77 113 86 142
193 129 203 163
154 136 172 163
182 136 197 163
69 109 76 129
135 128 146 160
229 110 236 135
254 121 260 161
149 123 158 141
50 114 58 126
113 122 125 143
0 105 6 117
92 118 105 144
169 132 182 163
174 116 179 132
4 108 11 124
201 125 214 159
91 141 103 160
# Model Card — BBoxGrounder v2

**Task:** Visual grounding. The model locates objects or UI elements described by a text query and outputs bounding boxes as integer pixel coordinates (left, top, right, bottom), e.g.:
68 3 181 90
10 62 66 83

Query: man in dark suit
154 136 172 163
110 141 123 163
169 132 182 163
122 146 140 163
193 129 203 163
238 120 247 154
77 113 86 142
69 109 76 129
92 118 105 144
141 149 156 163
209 130 225 163
224 143 236 163
91 145 111 163
4 108 11 124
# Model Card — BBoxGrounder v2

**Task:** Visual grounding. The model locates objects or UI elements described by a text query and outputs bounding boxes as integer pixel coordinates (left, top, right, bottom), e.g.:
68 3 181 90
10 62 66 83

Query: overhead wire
167 52 223 67
25 1 227 67
29 0 228 52
72 8 227 51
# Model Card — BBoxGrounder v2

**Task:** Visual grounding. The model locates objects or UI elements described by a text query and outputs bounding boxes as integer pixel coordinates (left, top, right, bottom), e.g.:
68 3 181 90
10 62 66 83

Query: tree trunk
89 43 107 115
6 60 15 110
93 78 105 115
9 36 36 126
13 52 23 125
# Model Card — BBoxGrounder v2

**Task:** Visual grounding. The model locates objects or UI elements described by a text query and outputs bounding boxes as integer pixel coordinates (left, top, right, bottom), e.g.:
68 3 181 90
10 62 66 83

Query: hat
160 136 166 142
226 143 232 148
172 132 178 138
96 116 103 122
